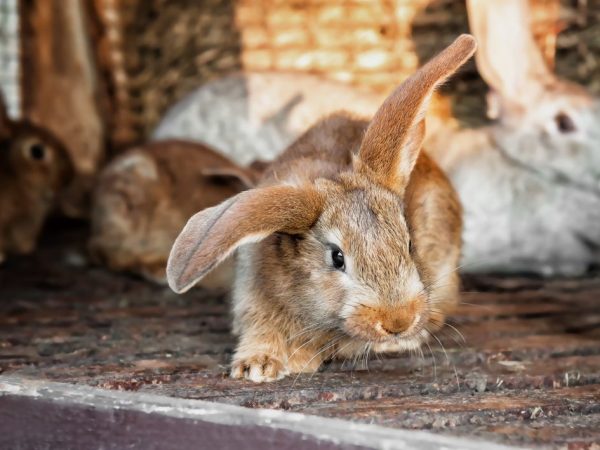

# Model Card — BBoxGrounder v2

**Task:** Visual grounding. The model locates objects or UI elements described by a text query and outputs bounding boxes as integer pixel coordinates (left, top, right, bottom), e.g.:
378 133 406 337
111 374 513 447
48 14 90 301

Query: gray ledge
0 375 519 450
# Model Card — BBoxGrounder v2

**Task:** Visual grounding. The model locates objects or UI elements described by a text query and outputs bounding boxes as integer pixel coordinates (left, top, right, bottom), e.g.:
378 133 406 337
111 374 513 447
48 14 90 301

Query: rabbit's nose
378 315 415 335
375 297 424 335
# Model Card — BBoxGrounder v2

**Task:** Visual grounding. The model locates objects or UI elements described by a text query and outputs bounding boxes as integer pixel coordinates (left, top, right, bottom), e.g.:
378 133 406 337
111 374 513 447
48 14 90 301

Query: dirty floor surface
1 223 599 448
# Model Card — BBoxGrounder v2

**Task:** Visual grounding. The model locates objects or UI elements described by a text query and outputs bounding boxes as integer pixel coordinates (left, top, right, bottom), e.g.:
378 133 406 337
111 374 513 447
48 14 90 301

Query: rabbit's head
89 141 262 283
0 94 73 191
167 36 475 346
468 0 600 192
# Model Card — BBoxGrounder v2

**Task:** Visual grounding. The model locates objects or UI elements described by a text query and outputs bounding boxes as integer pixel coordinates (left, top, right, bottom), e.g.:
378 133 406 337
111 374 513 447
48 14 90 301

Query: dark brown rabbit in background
0 92 73 263
167 35 476 382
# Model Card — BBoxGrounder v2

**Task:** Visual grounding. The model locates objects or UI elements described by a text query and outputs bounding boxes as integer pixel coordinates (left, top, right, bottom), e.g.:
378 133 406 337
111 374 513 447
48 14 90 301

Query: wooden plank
291 385 600 417
429 414 600 449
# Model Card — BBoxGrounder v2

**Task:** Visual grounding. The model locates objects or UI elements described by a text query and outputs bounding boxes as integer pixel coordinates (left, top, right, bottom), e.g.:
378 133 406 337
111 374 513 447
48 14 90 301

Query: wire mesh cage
0 0 20 118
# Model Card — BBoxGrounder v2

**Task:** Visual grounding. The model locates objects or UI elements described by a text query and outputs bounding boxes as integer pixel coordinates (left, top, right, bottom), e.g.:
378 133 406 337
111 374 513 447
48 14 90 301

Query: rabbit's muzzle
343 295 426 343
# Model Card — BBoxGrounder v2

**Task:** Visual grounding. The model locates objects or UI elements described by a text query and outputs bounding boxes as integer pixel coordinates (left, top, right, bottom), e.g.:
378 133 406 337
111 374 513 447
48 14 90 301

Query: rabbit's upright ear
467 0 554 113
167 185 323 293
357 34 476 195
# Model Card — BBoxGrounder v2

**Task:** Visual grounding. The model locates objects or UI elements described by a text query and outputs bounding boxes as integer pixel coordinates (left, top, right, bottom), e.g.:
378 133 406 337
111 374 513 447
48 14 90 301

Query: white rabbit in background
424 0 600 276
153 72 382 166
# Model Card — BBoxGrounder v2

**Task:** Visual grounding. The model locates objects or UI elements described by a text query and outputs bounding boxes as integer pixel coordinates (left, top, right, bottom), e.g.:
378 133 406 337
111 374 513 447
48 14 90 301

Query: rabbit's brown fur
0 95 73 262
228 118 462 378
168 35 475 381
90 140 261 285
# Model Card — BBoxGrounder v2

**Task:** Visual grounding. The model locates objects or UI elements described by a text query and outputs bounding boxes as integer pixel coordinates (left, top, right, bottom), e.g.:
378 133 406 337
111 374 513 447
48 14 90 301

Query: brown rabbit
89 140 261 286
166 35 475 382
0 93 73 263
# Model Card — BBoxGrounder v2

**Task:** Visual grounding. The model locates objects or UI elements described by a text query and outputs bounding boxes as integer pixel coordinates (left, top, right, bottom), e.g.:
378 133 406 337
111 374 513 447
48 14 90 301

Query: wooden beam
90 0 139 150
20 0 105 216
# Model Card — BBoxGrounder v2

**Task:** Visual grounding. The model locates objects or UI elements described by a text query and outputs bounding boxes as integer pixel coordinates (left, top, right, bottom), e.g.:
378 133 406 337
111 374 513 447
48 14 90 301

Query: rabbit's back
153 72 382 166
441 132 600 275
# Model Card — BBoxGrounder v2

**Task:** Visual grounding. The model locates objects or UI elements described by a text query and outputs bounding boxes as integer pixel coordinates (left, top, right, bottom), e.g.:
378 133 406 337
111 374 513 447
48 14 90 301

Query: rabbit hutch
1 0 600 448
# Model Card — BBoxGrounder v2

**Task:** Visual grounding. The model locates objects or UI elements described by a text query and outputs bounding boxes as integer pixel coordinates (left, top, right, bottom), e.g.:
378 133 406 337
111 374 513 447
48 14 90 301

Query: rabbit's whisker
293 335 345 386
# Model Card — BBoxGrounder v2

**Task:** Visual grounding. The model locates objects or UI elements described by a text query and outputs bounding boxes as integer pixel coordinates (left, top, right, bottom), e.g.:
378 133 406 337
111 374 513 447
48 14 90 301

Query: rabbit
153 72 383 166
0 92 74 263
89 139 262 287
423 0 600 276
166 35 476 382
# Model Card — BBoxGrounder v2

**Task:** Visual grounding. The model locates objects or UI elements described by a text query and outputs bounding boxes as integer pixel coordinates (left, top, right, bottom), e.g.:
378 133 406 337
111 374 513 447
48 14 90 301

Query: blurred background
0 0 599 276
2 0 598 158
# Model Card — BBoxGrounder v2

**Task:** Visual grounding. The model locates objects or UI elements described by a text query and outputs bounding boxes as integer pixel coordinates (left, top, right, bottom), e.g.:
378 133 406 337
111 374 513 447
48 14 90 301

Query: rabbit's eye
330 246 345 271
555 113 576 134
408 239 413 253
29 143 46 161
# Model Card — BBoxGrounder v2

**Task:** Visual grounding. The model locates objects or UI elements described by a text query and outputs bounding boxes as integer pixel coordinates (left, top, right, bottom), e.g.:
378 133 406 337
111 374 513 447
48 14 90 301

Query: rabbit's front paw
230 354 288 382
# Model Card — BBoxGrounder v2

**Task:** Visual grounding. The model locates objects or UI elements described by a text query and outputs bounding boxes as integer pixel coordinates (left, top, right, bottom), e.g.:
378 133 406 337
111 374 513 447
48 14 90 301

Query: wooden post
90 0 138 151
20 0 105 217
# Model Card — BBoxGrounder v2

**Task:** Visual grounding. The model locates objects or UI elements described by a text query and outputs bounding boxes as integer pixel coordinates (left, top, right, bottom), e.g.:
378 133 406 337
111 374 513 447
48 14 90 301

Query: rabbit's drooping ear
357 34 476 195
167 185 323 293
467 0 554 113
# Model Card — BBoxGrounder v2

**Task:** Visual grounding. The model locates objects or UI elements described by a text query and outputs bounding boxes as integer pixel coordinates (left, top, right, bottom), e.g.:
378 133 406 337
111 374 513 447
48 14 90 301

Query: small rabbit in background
89 140 262 286
0 92 73 263
152 72 383 166
167 35 475 382
424 0 600 276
